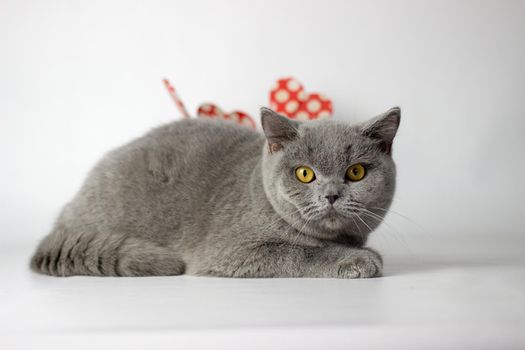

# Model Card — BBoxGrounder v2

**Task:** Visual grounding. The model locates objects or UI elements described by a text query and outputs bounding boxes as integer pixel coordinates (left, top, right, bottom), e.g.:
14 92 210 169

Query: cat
30 107 400 278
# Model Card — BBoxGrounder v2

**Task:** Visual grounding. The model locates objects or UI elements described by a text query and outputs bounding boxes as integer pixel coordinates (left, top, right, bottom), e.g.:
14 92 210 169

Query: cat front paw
336 248 383 278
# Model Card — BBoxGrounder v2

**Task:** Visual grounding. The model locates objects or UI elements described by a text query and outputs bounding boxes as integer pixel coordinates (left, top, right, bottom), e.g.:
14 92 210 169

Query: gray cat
30 107 400 278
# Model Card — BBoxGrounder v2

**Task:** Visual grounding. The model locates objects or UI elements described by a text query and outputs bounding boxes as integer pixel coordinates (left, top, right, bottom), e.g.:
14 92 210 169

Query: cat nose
325 194 339 205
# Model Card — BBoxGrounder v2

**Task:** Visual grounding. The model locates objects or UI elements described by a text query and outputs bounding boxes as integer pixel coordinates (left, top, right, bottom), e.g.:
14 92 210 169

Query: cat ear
261 107 299 153
360 107 401 155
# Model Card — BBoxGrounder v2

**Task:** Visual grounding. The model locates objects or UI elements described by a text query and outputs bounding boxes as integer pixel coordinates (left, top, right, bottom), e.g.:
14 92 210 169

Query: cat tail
29 224 185 277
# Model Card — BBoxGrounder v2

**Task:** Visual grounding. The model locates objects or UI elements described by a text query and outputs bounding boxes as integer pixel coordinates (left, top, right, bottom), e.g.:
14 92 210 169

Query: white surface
1 234 525 349
2 0 525 348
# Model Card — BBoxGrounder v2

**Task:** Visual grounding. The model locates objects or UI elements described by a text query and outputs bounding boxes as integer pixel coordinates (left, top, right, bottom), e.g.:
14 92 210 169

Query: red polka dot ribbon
163 78 256 128
197 103 256 129
163 78 190 118
163 77 332 129
269 77 333 120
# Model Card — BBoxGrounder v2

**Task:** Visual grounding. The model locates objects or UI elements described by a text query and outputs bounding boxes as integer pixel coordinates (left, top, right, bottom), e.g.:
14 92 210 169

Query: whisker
357 210 411 251
372 206 428 234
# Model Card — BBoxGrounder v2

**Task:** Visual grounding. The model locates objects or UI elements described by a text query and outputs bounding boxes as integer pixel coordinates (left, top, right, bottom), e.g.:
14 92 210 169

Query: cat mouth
299 206 348 231
321 207 345 226
326 207 339 217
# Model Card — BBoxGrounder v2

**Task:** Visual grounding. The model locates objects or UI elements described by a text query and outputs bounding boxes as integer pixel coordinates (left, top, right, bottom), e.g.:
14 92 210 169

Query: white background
2 0 525 247
1 1 525 349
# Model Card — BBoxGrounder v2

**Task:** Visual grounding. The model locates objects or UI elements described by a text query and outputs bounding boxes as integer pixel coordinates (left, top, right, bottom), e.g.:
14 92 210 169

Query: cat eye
295 166 316 183
346 164 366 182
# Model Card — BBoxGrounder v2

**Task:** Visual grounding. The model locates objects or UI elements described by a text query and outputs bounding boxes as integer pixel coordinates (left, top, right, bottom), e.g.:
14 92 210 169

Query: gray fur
30 107 400 278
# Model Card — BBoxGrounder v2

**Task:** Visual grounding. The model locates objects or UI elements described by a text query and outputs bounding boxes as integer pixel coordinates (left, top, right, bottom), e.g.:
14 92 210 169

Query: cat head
261 107 400 245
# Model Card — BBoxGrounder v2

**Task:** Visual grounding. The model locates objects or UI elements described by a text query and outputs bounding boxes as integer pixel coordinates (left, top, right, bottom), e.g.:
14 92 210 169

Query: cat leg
30 226 185 277
116 237 186 276
199 243 382 279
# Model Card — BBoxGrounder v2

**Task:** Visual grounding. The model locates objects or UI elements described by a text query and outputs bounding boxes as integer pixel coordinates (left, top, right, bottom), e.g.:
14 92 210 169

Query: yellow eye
295 166 316 183
346 164 366 181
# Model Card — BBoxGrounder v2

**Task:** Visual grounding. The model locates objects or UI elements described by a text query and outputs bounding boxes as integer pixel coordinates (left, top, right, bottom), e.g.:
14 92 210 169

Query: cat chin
315 208 350 230
282 206 367 243
321 216 346 231
303 214 349 238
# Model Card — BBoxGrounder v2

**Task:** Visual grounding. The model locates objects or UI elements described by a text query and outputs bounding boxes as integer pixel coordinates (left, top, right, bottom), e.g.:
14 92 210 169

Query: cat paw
336 248 383 278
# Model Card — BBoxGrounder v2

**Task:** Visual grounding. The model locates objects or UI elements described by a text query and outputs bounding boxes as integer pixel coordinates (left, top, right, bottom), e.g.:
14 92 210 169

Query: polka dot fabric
269 77 333 120
197 103 256 129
